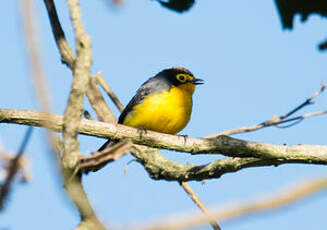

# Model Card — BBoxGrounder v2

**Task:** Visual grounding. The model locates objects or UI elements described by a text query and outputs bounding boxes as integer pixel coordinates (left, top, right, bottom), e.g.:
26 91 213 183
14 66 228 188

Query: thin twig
95 73 124 112
79 140 132 172
0 127 33 210
87 74 116 122
207 83 327 138
43 0 116 123
0 151 31 183
208 109 327 137
276 110 327 128
136 174 327 230
21 0 61 164
280 83 326 119
22 0 51 113
43 0 76 68
179 181 221 230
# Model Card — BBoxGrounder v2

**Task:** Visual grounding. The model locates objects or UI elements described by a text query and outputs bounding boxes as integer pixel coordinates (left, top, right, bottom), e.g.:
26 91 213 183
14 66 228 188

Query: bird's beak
191 78 204 85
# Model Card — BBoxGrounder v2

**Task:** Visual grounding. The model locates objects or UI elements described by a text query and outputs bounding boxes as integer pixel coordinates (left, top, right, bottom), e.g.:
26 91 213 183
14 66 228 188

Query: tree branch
179 181 221 230
1 109 326 161
79 140 132 172
95 73 124 113
207 83 327 137
59 0 105 228
21 0 62 165
43 0 76 68
134 174 327 230
2 109 327 181
43 0 116 123
0 150 31 183
87 74 117 122
0 127 33 210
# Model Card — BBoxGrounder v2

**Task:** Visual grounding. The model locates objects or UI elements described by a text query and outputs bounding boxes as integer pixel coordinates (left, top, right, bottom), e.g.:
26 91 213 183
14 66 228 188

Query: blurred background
1 0 327 229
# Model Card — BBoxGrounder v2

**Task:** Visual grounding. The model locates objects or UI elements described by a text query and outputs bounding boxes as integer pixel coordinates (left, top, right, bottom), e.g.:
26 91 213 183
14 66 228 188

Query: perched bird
99 67 203 151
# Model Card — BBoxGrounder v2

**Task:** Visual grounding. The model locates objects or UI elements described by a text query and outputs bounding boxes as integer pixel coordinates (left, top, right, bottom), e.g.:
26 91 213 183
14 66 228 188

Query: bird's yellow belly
122 87 193 134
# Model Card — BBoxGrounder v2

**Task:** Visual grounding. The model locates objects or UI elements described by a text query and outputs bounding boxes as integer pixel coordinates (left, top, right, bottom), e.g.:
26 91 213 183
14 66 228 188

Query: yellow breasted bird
99 67 203 151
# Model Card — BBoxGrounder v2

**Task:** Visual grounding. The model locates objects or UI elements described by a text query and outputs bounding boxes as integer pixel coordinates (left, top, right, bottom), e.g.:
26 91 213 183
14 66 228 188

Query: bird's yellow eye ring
176 74 188 83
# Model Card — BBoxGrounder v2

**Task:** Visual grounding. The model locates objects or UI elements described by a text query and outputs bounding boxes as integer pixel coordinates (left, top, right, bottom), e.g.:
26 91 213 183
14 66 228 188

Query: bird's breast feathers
122 85 193 134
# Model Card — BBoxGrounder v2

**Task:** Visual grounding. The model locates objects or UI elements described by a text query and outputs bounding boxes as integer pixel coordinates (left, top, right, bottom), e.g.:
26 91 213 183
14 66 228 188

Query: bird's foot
178 134 188 144
137 126 147 139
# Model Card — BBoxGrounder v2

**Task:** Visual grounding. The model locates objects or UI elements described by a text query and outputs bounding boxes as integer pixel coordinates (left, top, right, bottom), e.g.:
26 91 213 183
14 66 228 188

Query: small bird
99 67 203 151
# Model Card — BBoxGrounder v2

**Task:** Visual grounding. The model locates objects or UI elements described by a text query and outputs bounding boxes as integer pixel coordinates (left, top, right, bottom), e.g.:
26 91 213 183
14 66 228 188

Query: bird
98 67 203 151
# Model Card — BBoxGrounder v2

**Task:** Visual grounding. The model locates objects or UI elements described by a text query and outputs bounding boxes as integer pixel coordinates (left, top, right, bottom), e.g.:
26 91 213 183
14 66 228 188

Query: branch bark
43 0 76 68
58 0 105 229
1 109 326 161
1 109 327 181
43 0 116 123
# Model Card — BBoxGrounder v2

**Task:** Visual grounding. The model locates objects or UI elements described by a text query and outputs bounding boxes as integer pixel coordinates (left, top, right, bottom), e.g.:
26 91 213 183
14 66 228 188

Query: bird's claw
178 134 188 144
137 126 147 139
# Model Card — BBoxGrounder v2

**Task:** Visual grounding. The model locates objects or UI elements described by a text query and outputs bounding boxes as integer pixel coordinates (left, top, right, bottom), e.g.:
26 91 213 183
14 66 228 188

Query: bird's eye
176 74 187 83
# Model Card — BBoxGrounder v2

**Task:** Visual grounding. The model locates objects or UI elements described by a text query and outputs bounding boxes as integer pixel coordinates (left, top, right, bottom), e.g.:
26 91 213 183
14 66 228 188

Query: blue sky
1 0 327 229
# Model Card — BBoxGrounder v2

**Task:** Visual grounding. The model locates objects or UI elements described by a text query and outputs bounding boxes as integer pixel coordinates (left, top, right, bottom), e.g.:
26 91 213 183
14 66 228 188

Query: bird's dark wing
118 76 170 124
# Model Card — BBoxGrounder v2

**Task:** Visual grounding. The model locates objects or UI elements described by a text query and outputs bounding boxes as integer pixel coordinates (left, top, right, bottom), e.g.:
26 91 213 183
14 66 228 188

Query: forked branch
207 83 327 137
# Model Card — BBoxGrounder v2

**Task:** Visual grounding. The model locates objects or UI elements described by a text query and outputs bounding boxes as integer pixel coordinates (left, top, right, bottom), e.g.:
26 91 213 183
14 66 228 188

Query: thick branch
1 109 327 181
59 0 105 229
62 0 91 168
1 109 326 162
130 145 312 181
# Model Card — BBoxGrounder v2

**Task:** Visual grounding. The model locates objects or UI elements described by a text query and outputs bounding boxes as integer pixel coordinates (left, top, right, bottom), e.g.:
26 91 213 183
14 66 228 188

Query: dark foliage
275 0 327 50
275 0 327 29
156 0 195 13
